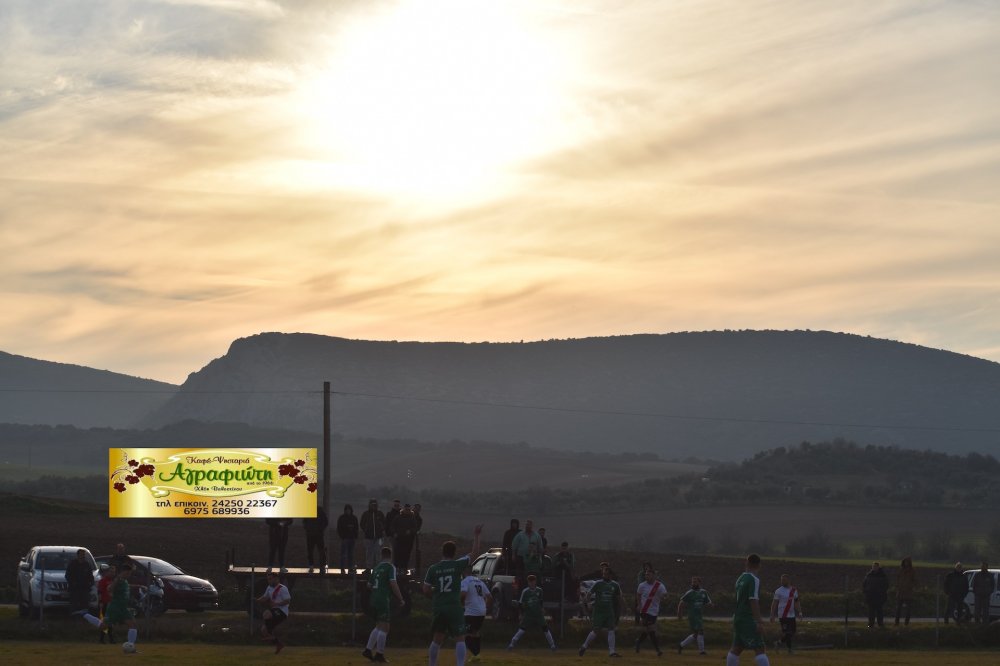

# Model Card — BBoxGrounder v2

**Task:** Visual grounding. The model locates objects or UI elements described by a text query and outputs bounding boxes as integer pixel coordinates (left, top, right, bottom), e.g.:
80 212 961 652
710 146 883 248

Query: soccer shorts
591 608 616 631
640 612 658 628
687 614 704 632
465 615 485 633
732 618 765 650
371 597 391 623
780 617 797 635
520 611 548 631
264 608 287 633
431 606 467 637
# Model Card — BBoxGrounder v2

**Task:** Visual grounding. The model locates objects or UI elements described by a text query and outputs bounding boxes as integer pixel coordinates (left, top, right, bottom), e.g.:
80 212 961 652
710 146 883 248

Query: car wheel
27 589 40 619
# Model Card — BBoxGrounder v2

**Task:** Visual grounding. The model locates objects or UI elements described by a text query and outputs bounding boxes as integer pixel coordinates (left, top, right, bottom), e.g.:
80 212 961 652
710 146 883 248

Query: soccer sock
697 635 705 651
456 640 466 666
784 633 792 650
128 628 137 644
754 654 771 666
510 629 525 646
726 652 740 666
367 628 379 650
608 630 616 654
636 632 647 646
429 641 440 666
545 630 556 648
681 634 695 647
470 636 480 655
583 631 597 648
376 629 387 653
82 613 101 628
649 632 660 652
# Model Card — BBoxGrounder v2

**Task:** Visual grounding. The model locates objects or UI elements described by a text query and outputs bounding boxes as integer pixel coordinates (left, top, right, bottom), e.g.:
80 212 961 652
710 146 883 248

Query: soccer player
255 570 291 653
507 574 557 651
579 562 624 658
634 567 668 655
423 524 484 666
363 546 405 663
97 564 117 643
769 574 803 654
726 554 770 666
460 562 493 659
677 575 713 655
81 564 139 651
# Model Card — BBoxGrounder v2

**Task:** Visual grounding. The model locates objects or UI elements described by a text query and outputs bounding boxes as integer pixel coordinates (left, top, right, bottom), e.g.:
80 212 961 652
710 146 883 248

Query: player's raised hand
473 524 484 536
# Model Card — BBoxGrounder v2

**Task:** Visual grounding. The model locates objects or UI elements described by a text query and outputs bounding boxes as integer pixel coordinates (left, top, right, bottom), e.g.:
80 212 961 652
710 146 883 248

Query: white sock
367 628 379 650
754 655 770 666
376 629 387 653
128 627 137 644
681 634 695 647
82 613 101 628
545 630 556 648
510 629 525 646
583 631 597 648
697 635 705 651
608 630 616 654
727 653 740 666
429 641 440 666
456 640 466 666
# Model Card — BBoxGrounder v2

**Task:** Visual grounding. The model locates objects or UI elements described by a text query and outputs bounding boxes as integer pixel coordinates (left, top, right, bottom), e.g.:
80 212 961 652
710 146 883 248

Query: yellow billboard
108 448 318 518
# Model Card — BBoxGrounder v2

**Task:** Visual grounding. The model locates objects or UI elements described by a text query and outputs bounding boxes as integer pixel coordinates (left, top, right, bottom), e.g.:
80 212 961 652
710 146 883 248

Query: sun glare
295 0 577 203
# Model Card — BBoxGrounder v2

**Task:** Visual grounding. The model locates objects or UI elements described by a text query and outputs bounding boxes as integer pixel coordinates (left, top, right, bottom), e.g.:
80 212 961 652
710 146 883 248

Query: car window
143 558 184 576
35 551 87 571
471 556 486 576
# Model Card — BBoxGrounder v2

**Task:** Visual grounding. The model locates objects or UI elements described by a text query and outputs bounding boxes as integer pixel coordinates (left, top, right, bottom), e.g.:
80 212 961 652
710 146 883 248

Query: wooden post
323 382 331 519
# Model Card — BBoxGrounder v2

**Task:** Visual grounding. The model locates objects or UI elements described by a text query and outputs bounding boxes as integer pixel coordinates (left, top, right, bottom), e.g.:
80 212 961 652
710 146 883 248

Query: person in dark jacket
944 562 968 623
384 498 402 540
413 503 424 574
360 499 385 569
392 504 418 570
501 518 521 574
303 506 329 573
109 542 133 571
336 504 359 573
65 548 94 614
862 561 889 628
266 517 294 573
971 561 996 624
894 557 918 625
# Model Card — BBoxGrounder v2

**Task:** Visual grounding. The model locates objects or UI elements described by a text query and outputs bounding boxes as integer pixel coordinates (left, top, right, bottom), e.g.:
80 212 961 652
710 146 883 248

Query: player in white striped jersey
769 574 803 654
460 564 493 660
634 568 668 656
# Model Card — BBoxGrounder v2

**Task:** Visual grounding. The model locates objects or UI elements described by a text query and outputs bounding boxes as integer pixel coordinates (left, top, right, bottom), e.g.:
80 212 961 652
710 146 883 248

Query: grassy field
1 642 998 665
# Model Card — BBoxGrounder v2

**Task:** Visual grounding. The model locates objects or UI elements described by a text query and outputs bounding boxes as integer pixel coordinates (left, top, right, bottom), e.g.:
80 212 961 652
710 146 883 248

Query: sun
294 0 578 203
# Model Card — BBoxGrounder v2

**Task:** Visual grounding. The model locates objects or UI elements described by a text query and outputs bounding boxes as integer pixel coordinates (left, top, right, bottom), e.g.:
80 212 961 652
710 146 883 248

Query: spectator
336 504 359 573
972 561 996 624
65 548 94 615
894 557 917 626
538 527 548 555
413 503 424 532
944 562 968 624
413 503 424 574
393 503 419 570
266 517 294 573
553 541 576 593
109 543 133 570
524 542 544 579
360 499 386 570
303 506 329 573
863 561 889 628
385 498 402 540
511 519 543 579
501 519 521 573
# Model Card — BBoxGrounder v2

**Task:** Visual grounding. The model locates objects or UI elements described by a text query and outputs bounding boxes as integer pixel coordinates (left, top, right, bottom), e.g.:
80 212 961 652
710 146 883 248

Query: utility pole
323 381 331 518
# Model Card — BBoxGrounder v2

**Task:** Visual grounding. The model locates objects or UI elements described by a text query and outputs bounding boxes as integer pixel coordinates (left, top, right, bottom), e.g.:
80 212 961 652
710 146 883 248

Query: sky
2 0 999 384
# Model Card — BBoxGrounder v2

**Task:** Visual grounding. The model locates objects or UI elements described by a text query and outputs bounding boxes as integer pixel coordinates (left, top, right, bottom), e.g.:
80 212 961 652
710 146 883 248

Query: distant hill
0 351 176 428
138 331 1000 459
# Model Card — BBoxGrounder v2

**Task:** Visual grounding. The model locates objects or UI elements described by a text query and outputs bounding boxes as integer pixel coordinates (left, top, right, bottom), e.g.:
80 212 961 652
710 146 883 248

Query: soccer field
1 642 996 665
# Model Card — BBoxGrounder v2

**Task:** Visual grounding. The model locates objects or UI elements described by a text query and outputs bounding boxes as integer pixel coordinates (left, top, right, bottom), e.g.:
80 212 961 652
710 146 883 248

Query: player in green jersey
362 546 405 663
507 574 557 651
423 524 483 666
81 564 140 652
579 562 624 658
726 554 770 666
677 575 713 655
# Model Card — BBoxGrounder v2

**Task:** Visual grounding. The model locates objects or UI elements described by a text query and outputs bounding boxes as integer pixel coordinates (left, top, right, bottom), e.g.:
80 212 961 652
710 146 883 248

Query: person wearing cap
579 562 624 658
360 499 386 570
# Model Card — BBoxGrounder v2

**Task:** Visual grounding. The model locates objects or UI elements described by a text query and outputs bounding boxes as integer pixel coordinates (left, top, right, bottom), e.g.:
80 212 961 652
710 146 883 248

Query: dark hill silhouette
138 330 1000 459
0 351 176 428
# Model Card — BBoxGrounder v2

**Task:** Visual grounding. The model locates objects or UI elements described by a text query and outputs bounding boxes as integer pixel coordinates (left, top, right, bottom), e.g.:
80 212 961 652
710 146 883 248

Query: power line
2 386 1000 435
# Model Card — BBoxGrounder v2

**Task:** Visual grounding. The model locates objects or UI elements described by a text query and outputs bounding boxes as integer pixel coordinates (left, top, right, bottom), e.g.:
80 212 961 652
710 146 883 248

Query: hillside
140 330 1000 459
0 351 176 428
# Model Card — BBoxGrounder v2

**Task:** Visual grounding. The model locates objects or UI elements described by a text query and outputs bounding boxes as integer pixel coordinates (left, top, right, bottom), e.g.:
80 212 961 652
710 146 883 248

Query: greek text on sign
108 448 318 518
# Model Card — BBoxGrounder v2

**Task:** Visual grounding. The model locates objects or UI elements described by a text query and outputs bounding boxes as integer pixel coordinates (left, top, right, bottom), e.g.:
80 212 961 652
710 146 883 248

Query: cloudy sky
2 0 999 383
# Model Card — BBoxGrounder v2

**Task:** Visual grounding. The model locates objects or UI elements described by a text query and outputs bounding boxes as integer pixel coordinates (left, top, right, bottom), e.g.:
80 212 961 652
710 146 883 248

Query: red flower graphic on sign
114 482 126 493
111 452 155 494
278 454 318 493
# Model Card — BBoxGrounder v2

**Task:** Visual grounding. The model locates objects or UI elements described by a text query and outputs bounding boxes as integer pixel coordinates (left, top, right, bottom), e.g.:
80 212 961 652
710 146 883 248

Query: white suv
17 546 99 617
963 568 1000 622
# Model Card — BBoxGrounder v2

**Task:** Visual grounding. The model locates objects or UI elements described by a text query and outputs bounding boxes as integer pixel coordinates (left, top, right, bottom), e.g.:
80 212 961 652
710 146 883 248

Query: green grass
1 642 998 665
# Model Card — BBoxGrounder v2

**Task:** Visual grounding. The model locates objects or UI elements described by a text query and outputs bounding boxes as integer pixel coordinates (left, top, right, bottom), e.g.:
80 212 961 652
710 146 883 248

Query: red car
95 555 218 613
